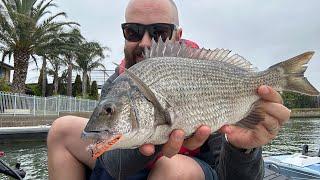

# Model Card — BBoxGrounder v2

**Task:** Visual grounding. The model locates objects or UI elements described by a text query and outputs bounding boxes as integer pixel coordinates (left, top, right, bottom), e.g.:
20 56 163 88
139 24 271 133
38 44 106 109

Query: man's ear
175 28 183 41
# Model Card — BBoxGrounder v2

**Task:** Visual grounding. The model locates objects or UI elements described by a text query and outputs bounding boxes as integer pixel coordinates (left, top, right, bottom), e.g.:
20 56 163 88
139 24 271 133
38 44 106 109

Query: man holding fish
47 0 296 179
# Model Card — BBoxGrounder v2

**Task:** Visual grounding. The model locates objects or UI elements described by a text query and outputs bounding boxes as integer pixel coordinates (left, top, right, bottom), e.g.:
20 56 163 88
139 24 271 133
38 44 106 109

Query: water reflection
0 118 319 179
263 118 320 155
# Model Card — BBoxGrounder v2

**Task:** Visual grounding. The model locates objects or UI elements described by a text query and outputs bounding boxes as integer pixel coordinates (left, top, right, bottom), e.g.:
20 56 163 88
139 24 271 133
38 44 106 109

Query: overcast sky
21 0 319 90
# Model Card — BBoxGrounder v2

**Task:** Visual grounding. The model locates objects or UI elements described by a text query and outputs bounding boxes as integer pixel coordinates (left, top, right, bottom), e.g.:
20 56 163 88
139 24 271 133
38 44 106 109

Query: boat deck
0 126 50 141
264 168 289 180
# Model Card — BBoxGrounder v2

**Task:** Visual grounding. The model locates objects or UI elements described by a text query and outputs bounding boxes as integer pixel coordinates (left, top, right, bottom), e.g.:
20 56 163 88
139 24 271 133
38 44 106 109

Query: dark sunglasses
121 23 177 42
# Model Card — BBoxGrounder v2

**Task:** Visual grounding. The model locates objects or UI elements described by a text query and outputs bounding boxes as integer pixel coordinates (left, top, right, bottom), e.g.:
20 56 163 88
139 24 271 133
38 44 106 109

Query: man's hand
220 85 291 149
139 126 211 158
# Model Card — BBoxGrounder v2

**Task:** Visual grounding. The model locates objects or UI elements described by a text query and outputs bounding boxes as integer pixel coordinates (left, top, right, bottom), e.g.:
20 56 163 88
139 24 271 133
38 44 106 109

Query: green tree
47 56 63 95
60 28 83 97
75 41 107 97
37 29 82 97
86 74 90 96
282 91 317 108
73 74 82 97
90 80 98 100
41 57 47 96
38 27 83 96
37 67 48 96
58 70 67 95
0 0 77 93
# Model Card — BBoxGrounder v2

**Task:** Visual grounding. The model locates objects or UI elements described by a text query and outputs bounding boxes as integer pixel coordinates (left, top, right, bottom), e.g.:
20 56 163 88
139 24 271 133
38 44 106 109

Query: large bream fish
82 40 319 158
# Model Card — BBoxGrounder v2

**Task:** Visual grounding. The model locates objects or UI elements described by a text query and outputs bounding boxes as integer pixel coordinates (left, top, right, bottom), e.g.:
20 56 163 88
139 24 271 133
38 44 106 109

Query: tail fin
269 51 319 96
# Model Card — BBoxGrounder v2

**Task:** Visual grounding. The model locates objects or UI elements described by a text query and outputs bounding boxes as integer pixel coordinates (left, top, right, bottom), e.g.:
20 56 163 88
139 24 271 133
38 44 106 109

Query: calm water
0 141 47 180
0 118 319 180
263 118 320 155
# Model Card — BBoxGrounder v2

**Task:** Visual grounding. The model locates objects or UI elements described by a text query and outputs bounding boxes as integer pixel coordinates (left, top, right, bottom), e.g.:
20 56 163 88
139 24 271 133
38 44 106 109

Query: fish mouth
81 130 123 159
81 129 114 140
87 134 122 159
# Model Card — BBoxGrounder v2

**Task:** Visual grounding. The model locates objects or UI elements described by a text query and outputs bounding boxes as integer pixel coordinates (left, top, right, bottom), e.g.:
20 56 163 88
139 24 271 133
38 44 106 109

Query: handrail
0 92 98 116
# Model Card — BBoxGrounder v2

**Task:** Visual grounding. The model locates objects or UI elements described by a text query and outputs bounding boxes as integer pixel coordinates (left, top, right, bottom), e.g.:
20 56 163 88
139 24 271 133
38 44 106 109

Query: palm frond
33 0 56 21
30 54 39 68
1 49 13 62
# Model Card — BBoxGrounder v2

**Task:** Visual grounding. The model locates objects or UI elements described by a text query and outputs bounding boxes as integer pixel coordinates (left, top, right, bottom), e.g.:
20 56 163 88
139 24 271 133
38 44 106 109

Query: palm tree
47 55 65 95
0 0 78 93
37 28 83 96
59 28 83 96
75 41 108 97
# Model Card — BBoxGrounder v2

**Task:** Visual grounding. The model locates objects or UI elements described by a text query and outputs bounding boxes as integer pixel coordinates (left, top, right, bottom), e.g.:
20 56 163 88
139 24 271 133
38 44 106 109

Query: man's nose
139 31 152 48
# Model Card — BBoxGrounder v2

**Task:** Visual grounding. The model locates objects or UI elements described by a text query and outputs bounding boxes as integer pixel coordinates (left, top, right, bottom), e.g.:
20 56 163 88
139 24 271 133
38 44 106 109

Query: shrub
0 78 10 92
90 81 99 100
26 84 41 96
73 74 82 97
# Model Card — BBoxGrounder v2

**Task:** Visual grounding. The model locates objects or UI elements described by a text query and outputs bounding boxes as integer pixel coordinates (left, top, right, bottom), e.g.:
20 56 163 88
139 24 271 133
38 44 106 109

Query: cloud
25 0 319 90
178 0 320 89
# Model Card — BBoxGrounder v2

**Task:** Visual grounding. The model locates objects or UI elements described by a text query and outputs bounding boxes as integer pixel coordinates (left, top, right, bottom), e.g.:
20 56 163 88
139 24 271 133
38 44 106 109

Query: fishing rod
0 151 26 180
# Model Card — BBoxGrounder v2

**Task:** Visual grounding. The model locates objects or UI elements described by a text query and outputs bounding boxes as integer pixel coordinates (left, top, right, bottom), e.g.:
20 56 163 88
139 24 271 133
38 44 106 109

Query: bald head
125 0 179 25
168 0 179 25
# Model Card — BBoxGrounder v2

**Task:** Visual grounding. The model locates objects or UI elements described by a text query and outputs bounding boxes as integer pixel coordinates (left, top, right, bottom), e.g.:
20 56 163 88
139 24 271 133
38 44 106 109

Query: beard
124 45 145 68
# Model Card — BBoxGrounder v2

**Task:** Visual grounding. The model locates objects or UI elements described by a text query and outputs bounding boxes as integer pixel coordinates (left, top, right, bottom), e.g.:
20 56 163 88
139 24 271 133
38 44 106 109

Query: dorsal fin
144 39 258 72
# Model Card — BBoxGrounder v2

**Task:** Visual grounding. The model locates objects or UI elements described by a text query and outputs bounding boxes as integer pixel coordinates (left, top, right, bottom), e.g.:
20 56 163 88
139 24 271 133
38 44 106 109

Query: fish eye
102 104 116 116
106 107 113 114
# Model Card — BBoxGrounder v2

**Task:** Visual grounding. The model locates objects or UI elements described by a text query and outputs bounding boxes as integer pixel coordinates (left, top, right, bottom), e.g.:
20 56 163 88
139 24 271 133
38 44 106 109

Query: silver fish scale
128 56 282 135
113 89 155 149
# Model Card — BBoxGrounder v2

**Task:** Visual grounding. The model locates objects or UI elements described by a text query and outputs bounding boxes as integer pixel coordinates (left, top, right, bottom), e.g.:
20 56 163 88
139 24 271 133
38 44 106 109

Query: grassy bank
290 108 320 118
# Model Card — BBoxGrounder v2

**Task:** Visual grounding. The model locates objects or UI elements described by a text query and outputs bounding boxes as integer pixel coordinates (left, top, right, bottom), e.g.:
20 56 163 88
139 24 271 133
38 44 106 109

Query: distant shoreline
290 108 320 118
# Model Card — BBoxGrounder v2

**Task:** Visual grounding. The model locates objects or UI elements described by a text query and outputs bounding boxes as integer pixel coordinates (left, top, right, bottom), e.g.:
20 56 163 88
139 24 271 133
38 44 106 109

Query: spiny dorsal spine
143 38 258 72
